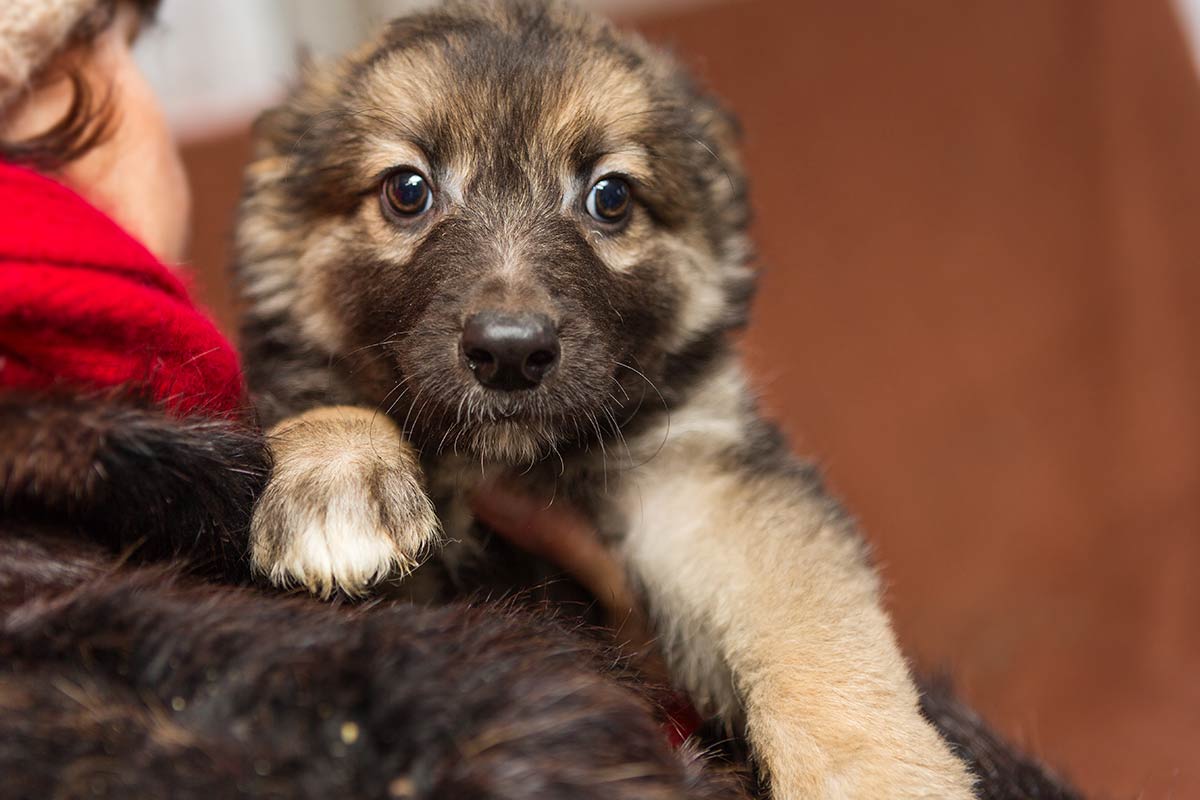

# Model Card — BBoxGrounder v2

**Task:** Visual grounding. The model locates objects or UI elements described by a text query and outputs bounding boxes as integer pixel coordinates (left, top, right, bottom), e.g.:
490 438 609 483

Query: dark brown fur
0 392 266 579
1 542 747 799
0 392 1081 798
0 395 746 799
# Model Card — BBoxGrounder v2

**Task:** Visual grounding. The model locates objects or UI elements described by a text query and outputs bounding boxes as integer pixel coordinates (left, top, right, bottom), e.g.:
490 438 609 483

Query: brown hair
0 0 161 170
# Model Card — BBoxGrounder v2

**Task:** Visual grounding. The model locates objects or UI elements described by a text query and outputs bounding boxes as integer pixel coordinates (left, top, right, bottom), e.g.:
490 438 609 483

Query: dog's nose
461 311 560 391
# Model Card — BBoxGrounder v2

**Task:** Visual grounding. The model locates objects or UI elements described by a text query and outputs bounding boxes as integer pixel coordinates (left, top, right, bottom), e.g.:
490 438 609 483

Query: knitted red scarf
0 162 243 416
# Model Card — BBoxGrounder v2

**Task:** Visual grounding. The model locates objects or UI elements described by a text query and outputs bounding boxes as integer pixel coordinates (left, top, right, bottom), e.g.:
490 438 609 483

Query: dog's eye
585 176 631 223
382 169 433 218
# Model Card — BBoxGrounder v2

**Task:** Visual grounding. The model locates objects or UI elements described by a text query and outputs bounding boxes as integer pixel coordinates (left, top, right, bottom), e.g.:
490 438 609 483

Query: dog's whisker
601 401 634 470
609 374 631 403
400 383 426 437
337 332 409 363
616 360 671 465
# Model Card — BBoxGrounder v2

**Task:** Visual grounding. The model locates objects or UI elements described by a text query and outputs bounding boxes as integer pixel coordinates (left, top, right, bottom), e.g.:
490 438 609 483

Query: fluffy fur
250 407 440 595
233 2 1086 797
0 392 267 577
0 392 1082 798
0 394 747 799
0 540 749 799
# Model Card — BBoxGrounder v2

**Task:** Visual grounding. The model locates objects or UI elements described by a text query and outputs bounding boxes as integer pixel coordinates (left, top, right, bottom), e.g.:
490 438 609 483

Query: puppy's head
239 0 752 461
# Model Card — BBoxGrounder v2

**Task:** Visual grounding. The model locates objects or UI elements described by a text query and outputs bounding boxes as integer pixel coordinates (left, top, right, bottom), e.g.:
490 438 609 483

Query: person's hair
0 0 161 170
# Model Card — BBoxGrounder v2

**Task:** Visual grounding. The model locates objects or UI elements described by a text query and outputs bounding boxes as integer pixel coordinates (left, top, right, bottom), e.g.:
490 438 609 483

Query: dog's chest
383 454 630 605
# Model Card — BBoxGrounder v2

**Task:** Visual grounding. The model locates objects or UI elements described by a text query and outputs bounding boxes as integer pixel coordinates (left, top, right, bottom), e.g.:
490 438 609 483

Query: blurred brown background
179 1 1200 797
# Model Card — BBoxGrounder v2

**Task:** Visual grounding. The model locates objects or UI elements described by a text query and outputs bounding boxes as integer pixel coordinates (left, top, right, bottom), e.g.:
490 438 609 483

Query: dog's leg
250 405 439 596
615 370 975 799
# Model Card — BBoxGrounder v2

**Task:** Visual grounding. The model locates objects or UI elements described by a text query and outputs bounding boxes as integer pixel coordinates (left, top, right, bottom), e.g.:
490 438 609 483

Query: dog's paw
250 406 439 597
751 695 978 800
765 744 976 800
834 740 977 800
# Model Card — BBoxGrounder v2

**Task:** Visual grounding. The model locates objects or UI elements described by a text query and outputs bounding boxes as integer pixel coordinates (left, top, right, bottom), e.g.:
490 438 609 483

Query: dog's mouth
488 400 538 421
423 402 567 463
462 392 549 429
391 373 621 463
382 370 562 457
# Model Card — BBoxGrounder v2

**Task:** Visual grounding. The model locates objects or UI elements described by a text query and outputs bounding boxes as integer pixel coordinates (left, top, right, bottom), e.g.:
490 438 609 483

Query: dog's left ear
695 92 747 194
694 91 744 157
684 85 753 268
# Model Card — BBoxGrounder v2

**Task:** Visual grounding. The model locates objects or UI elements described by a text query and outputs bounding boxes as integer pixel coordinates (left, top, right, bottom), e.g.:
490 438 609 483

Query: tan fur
250 406 439 596
608 359 976 798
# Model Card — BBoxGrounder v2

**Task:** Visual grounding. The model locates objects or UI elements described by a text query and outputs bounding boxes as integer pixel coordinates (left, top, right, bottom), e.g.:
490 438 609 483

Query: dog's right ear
250 46 347 160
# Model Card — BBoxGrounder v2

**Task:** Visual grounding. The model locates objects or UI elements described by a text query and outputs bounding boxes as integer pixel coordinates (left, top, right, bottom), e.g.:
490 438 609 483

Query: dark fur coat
0 394 1080 799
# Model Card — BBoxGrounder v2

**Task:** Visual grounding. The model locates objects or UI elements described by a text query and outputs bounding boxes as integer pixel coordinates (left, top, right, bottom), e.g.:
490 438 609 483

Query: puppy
236 1 977 797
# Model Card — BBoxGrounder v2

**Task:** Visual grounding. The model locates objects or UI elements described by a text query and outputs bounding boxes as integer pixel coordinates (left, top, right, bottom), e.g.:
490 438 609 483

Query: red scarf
0 162 244 416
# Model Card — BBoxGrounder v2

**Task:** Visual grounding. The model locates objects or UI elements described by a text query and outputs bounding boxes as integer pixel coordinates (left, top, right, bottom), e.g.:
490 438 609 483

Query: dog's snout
462 311 559 391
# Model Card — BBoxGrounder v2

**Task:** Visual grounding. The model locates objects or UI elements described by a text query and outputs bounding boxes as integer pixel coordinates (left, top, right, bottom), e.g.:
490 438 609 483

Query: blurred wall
173 2 1200 798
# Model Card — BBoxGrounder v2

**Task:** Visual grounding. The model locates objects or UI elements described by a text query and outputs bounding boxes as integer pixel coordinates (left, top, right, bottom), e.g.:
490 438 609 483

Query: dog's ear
693 90 749 215
678 82 756 326
249 43 356 162
695 90 744 160
243 51 378 222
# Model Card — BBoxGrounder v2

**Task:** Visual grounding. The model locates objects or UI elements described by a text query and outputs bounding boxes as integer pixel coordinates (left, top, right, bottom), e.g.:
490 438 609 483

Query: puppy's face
240 0 752 461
